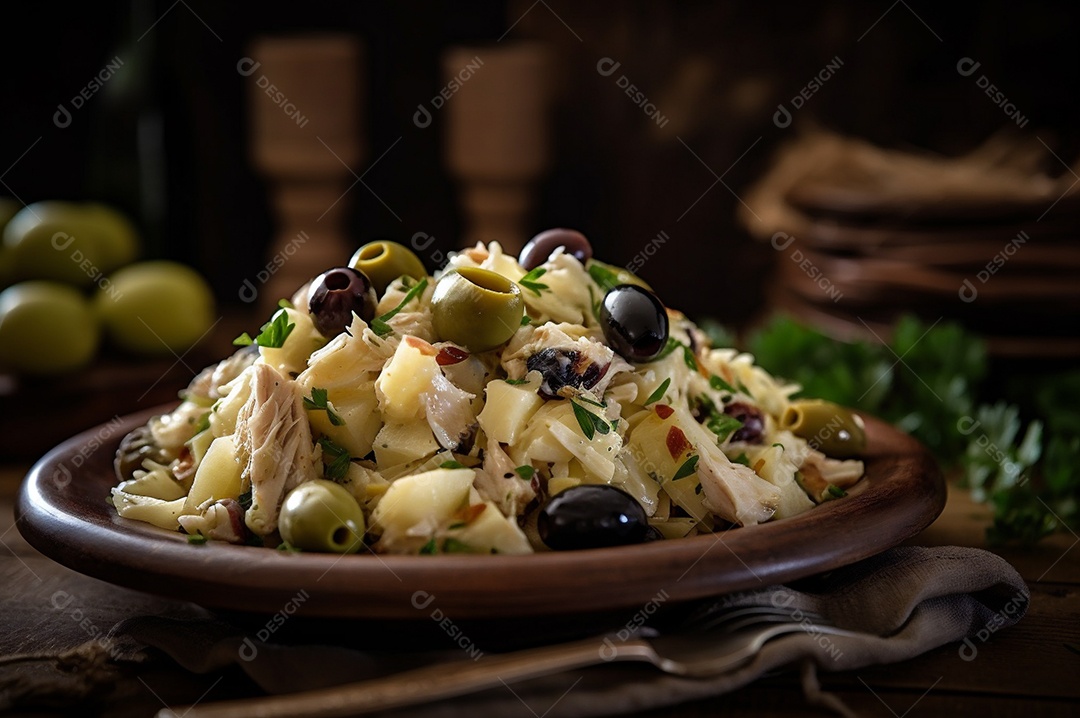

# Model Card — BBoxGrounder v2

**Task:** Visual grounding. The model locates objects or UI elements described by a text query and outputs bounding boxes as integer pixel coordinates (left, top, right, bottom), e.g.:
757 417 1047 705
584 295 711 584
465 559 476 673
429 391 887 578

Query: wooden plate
16 406 945 620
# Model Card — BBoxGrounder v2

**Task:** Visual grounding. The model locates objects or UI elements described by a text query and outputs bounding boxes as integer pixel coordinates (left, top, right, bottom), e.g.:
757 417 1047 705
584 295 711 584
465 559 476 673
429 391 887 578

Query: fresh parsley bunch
700 314 1078 546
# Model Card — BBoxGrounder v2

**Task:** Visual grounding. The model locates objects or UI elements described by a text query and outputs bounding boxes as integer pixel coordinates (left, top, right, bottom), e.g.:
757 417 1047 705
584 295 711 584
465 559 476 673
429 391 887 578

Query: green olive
780 399 867 458
431 267 523 352
586 259 652 292
349 241 427 295
278 480 366 553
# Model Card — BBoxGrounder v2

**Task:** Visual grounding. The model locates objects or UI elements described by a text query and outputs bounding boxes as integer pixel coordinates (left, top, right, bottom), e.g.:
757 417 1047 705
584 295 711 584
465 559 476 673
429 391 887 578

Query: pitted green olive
431 267 523 352
349 241 427 295
278 480 366 553
586 259 652 292
781 399 867 458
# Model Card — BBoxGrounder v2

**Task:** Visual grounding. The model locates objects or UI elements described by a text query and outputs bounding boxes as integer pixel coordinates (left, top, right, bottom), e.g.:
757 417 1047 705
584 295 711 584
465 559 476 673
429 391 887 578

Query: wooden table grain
2 465 1076 717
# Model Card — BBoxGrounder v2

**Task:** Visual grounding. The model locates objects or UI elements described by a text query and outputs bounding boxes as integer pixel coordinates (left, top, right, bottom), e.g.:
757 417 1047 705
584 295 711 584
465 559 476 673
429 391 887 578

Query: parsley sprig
370 278 428 337
570 398 612 440
672 455 699 481
587 263 620 291
644 378 671 406
234 308 295 348
318 437 351 481
303 388 345 426
518 267 549 296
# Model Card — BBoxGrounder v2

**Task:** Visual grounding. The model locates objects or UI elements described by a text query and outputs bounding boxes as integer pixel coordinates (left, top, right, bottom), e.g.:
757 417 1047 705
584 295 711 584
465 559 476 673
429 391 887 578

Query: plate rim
16 404 946 620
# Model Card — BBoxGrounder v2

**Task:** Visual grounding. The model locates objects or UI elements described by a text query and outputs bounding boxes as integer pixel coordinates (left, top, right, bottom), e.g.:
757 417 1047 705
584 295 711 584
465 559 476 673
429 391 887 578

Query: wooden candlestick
247 34 363 311
442 42 552 253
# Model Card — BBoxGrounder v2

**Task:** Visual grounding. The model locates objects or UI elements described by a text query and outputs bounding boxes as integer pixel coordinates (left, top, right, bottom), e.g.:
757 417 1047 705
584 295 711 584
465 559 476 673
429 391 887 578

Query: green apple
2 201 139 286
96 261 215 355
0 281 100 374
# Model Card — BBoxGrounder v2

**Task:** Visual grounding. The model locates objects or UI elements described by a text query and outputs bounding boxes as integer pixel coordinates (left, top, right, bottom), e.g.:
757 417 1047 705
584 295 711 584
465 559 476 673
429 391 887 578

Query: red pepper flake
666 426 690 460
655 404 674 420
437 346 470 366
404 336 438 355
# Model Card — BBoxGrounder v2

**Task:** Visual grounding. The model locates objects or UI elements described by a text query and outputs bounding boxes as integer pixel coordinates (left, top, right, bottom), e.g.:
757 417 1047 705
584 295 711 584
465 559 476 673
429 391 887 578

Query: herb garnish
644 378 670 406
827 485 848 498
570 399 611 440
234 308 295 348
187 533 207 545
707 414 743 443
504 378 529 385
514 465 535 480
303 387 345 426
709 375 737 394
731 453 750 466
370 278 429 337
193 412 211 435
520 314 532 326
518 267 549 296
440 460 467 470
318 437 351 480
672 455 699 481
587 263 620 291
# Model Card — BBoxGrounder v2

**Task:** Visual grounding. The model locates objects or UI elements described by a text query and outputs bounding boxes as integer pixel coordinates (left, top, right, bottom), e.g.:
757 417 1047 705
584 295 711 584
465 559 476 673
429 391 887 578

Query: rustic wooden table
1 463 1076 717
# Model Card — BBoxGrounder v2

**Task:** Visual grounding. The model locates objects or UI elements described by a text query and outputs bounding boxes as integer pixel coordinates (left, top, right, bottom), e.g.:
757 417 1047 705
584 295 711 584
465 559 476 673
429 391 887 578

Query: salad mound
110 231 867 554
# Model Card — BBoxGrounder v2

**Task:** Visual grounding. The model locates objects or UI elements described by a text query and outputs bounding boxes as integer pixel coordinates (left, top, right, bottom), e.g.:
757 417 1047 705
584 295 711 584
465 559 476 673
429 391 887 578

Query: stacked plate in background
741 132 1080 358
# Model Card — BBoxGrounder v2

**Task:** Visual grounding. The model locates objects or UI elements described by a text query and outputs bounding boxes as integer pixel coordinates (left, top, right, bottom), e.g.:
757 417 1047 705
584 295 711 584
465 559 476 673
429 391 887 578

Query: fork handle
169 636 652 718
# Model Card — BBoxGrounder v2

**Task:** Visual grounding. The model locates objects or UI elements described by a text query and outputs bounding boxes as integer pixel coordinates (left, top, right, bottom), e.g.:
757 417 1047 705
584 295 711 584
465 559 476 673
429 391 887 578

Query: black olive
526 348 607 400
519 228 593 270
114 425 169 481
307 267 377 338
725 402 765 444
599 285 668 362
538 485 649 550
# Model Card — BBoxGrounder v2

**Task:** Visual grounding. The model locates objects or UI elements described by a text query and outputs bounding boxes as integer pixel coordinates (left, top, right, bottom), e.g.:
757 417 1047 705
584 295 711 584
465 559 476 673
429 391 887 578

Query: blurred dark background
1 0 1078 325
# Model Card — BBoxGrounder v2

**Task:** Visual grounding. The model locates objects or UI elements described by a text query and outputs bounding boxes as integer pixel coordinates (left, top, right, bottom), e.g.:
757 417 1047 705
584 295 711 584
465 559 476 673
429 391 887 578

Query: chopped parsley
187 533 208 545
303 387 345 426
682 345 698 370
653 337 681 361
278 298 293 309
442 538 474 554
419 538 438 555
518 267 549 296
695 393 742 442
318 437 352 481
709 375 737 394
644 378 671 406
732 453 751 466
827 485 848 498
576 394 606 409
520 314 532 326
193 412 211 435
570 399 611 441
370 278 429 337
514 465 536 480
233 308 295 348
504 378 529 385
707 414 743 443
587 262 620 291
672 455 699 481
440 460 467 470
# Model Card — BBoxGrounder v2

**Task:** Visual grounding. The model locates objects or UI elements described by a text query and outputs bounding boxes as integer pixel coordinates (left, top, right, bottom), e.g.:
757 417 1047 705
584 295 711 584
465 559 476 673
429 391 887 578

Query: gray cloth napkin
107 545 1028 717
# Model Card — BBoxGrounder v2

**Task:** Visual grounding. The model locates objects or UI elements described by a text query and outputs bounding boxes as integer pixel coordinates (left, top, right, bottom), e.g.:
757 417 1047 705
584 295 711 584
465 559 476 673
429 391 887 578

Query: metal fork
170 604 863 718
